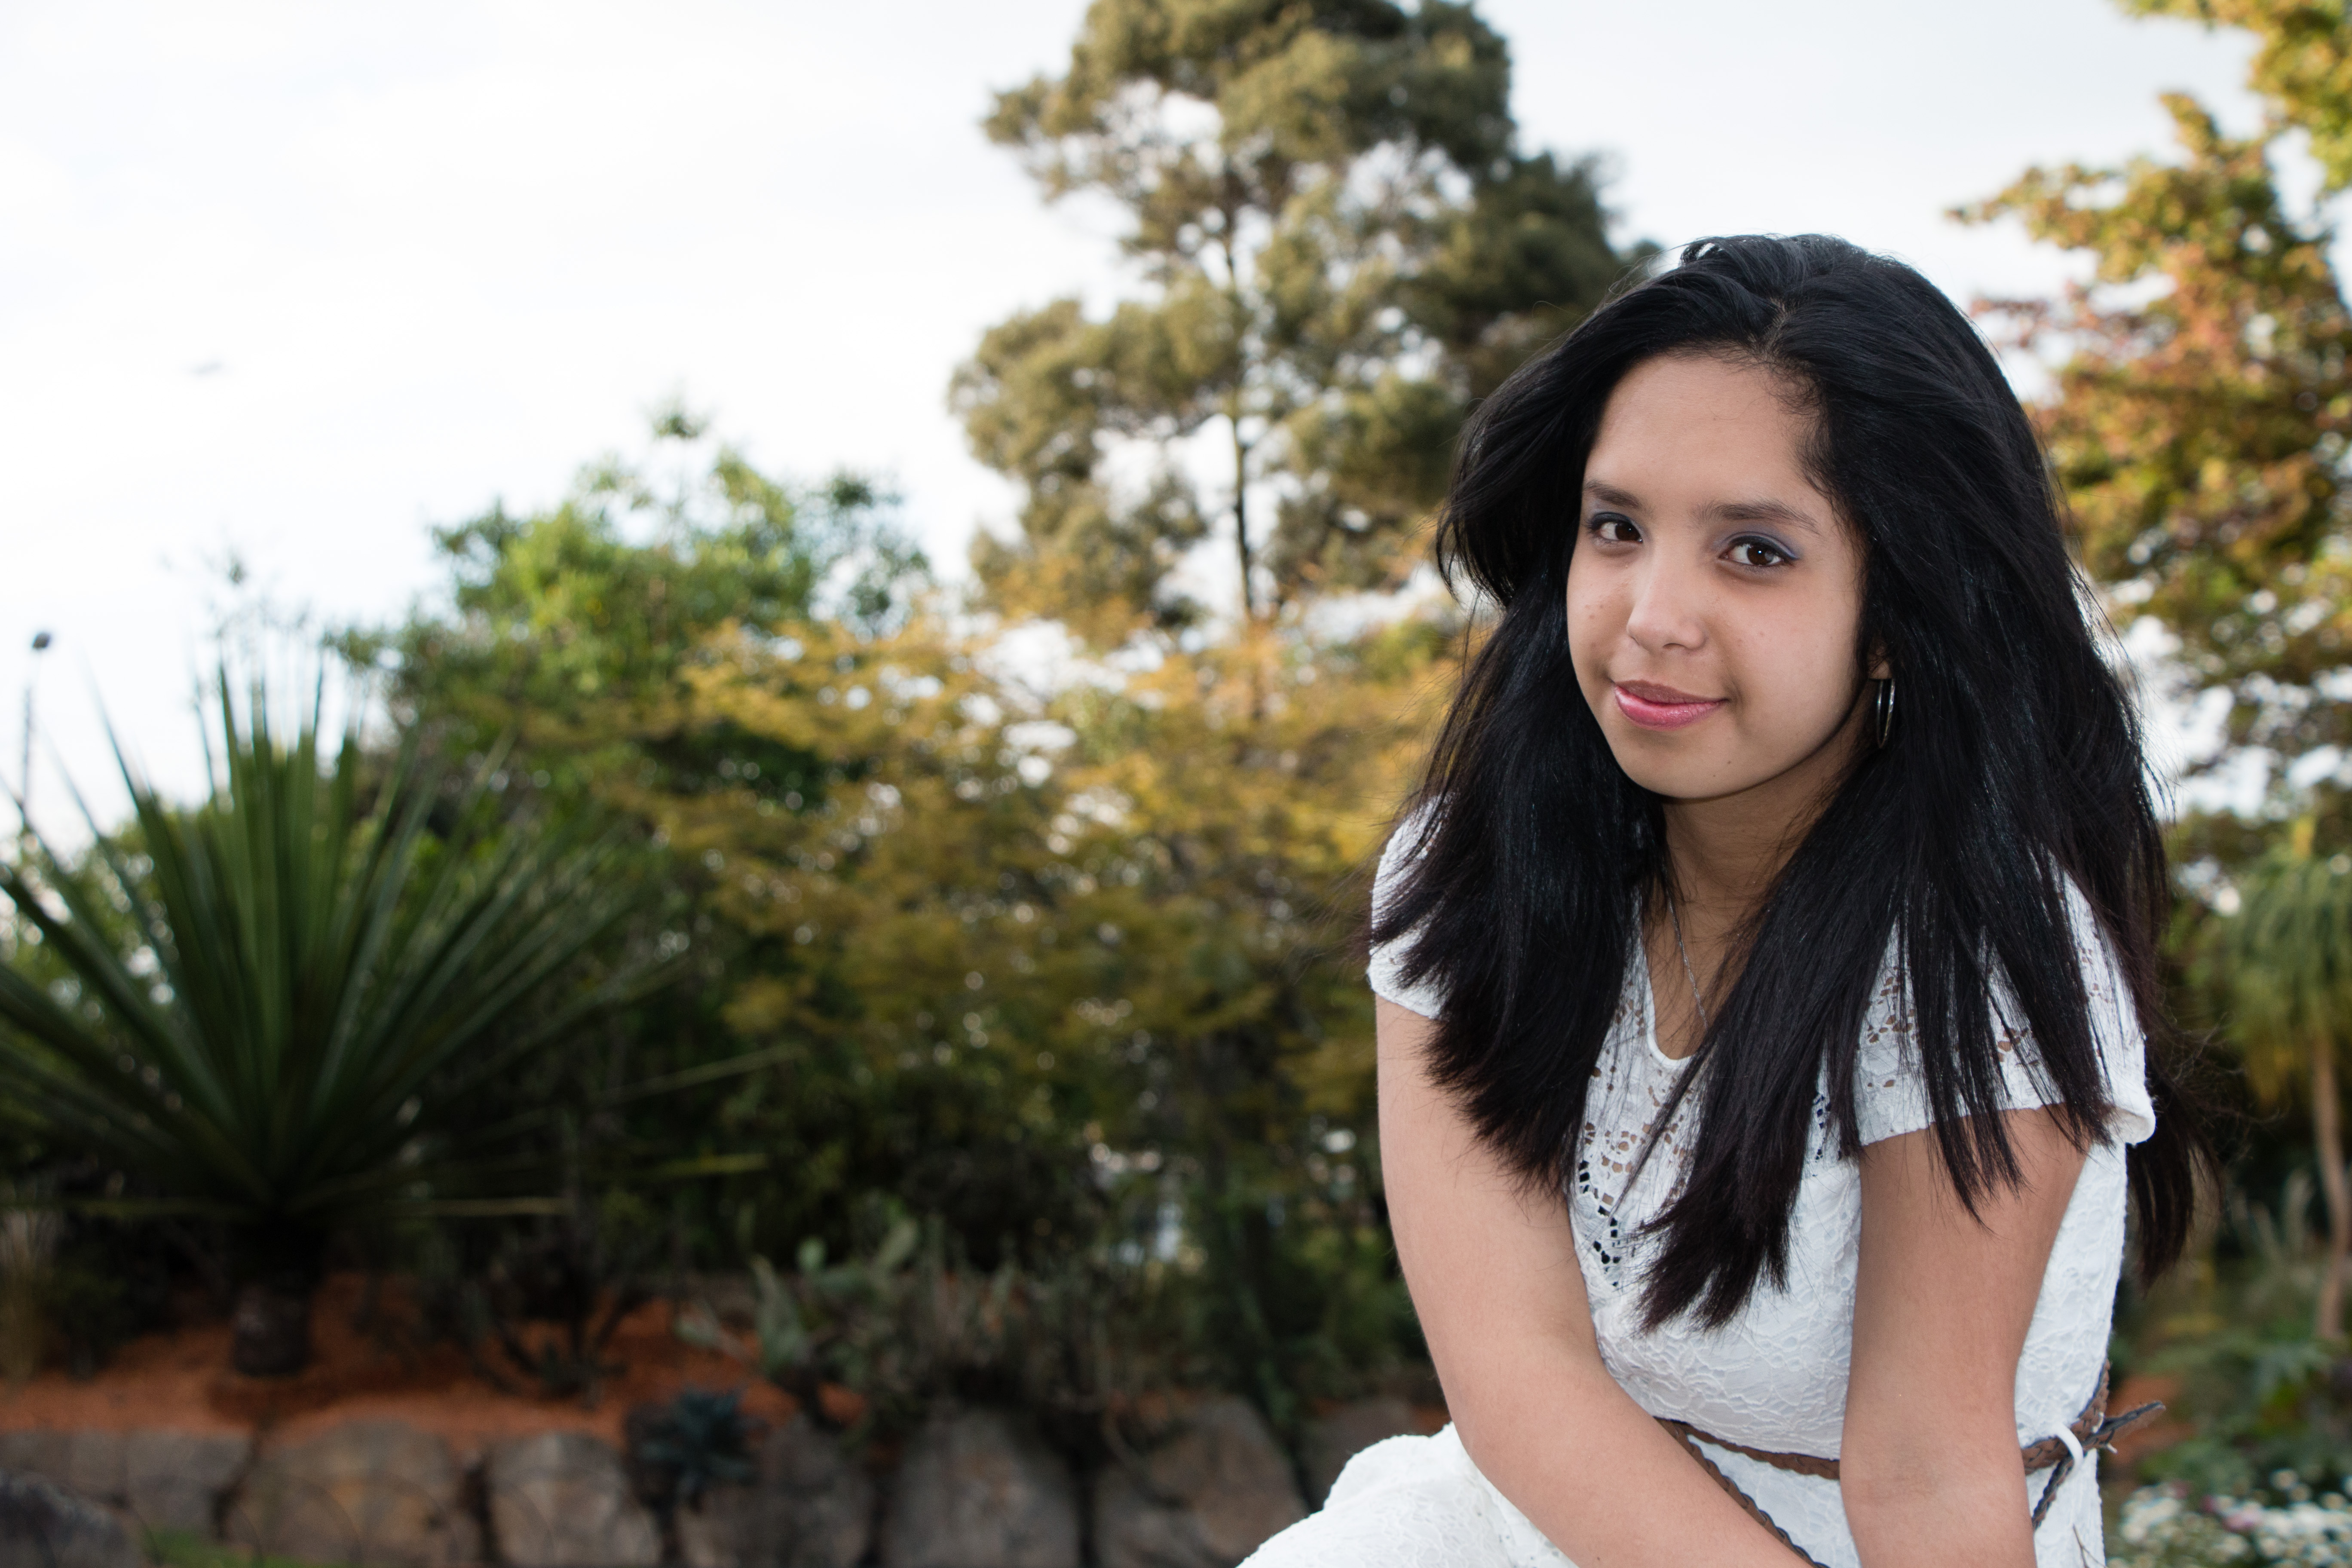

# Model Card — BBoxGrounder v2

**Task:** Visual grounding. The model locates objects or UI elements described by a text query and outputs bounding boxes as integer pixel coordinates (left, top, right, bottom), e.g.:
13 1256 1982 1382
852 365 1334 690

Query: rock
674 1415 875 1568
1301 1397 1419 1506
227 1420 478 1567
0 1427 248 1537
486 1430 662 1568
1090 1475 1202 1568
125 1430 249 1536
880 1407 1078 1568
0 1468 142 1568
1094 1397 1304 1568
0 1430 128 1503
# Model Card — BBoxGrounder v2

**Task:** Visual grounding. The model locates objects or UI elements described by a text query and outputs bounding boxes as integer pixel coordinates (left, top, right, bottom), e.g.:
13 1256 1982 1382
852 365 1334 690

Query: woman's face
1565 352 1876 809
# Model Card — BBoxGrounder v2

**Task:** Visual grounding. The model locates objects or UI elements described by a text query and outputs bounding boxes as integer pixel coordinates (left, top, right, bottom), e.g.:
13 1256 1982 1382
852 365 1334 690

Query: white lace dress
1243 828 2155 1568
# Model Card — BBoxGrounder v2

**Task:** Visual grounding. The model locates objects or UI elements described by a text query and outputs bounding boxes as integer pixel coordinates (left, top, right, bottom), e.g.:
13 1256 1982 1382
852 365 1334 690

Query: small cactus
635 1385 763 1507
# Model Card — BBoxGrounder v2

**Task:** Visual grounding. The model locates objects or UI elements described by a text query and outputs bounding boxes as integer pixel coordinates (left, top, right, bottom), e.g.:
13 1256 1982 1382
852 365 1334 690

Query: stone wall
0 1396 1424 1567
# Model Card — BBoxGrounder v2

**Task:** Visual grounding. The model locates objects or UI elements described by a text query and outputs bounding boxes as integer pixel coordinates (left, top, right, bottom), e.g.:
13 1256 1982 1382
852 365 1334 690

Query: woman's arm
1841 1109 2088 1568
1378 997 1806 1566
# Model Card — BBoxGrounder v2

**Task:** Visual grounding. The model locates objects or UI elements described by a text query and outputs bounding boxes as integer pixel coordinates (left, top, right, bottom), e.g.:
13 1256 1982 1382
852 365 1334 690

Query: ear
1865 639 1890 683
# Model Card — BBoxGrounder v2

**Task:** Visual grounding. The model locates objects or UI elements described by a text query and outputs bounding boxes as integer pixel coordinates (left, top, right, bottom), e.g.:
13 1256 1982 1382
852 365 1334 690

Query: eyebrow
1582 480 1825 536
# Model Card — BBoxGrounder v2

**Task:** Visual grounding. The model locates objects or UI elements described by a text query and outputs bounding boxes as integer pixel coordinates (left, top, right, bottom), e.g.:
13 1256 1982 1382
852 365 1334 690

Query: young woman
1245 235 2205 1568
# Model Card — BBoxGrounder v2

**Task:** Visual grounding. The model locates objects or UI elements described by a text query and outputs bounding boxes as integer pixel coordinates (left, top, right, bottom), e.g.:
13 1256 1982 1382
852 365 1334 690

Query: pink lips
1612 680 1725 731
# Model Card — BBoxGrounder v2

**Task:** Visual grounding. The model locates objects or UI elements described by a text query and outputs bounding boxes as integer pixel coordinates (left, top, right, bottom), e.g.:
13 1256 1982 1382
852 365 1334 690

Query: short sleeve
1368 806 1447 1020
1852 880 2156 1148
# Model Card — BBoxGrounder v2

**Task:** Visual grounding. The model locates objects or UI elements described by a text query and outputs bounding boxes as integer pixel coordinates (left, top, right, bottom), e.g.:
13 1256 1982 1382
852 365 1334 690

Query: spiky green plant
634 1386 761 1509
0 673 660 1375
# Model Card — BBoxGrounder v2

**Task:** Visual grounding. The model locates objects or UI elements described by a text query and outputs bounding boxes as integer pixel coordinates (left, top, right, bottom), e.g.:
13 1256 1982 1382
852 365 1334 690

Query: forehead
1592 352 1813 459
1584 353 1837 524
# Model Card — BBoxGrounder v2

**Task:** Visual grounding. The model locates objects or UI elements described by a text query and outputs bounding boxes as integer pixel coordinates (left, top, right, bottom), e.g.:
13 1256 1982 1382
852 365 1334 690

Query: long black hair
1376 234 2207 1329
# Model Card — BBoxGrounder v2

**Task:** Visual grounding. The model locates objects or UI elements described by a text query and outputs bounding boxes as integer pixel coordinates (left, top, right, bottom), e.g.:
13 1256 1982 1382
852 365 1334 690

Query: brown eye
1729 537 1792 569
1588 514 1640 544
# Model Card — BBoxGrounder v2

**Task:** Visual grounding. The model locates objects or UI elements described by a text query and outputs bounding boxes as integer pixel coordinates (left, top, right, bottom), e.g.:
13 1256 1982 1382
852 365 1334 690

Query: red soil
0 1272 797 1462
2107 1371 2187 1469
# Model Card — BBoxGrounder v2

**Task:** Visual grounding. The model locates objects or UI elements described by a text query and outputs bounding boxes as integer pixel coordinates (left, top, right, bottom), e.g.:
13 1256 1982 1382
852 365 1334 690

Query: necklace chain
1664 886 1709 1032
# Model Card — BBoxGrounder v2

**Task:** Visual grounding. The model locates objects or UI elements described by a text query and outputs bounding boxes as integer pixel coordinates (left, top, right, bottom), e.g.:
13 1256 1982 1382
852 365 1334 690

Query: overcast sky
0 0 2273 826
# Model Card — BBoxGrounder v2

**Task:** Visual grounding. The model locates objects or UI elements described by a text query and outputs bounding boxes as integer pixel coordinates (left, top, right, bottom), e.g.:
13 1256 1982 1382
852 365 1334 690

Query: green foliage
2212 841 2352 1108
398 480 1462 1423
144 1529 317 1568
1963 95 2352 772
352 425 968 1277
959 0 1634 631
0 672 657 1280
653 615 1442 1421
2128 1173 2352 1498
679 1205 1234 1447
351 265 1460 1422
1978 0 2352 1495
634 1386 761 1508
2124 0 2352 193
466 1188 659 1406
2110 1486 2257 1565
361 412 923 795
2109 1477 2343 1564
2190 820 2352 1343
39 1251 138 1379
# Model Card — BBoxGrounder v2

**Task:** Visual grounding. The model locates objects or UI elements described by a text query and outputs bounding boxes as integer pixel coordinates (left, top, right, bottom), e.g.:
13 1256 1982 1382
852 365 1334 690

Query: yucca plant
0 673 662 1375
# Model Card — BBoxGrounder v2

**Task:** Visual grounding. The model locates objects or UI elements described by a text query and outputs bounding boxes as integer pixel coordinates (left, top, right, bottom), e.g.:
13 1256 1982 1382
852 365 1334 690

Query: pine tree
955 0 1638 637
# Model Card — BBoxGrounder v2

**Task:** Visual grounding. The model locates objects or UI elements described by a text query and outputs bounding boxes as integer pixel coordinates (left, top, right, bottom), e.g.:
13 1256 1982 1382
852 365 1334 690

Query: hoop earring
1874 679 1896 748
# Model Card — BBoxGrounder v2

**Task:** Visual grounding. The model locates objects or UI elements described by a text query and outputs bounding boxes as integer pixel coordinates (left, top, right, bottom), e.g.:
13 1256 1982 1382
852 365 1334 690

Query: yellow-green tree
359 414 1464 1411
1966 0 2352 1340
352 424 1086 1268
1961 96 2352 769
648 611 1452 1413
2122 0 2352 191
2215 824 2352 1338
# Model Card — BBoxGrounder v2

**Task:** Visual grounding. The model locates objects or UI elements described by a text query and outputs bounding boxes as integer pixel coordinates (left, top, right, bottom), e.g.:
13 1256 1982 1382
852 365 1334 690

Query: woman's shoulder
1852 876 2156 1148
1369 803 1448 1020
1374 801 1442 896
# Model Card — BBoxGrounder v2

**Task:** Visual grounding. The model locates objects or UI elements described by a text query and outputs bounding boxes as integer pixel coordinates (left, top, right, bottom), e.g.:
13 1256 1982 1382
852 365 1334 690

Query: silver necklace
1664 886 1709 1030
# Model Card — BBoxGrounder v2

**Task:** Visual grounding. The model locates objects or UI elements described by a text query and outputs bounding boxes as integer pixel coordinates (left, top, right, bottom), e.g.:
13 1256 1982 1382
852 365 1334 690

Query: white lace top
1367 822 2155 1568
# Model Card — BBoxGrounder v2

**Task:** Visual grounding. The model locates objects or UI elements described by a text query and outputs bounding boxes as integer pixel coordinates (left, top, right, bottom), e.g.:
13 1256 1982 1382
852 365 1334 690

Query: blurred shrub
633 1386 762 1512
2122 1171 2352 1501
0 1188 55 1381
349 420 1449 1424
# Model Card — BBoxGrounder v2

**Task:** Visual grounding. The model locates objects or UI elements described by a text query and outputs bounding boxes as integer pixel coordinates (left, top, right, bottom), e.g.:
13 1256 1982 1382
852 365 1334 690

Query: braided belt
1653 1363 2162 1568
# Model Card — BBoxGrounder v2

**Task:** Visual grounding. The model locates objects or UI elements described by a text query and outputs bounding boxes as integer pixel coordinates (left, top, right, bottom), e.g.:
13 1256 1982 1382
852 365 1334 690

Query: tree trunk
2315 1037 2350 1342
1231 412 1256 623
230 1227 323 1377
231 1274 315 1376
1216 213 1258 627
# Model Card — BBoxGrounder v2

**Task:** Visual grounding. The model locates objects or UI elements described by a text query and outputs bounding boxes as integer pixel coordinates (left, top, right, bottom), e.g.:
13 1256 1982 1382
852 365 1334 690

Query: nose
1622 546 1709 655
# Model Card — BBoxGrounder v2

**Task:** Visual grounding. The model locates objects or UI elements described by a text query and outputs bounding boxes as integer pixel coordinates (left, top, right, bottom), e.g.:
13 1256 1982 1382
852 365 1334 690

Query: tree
956 0 1635 636
0 676 657 1375
356 427 1108 1275
2122 0 2352 193
363 406 924 793
2214 824 2352 1338
362 401 1465 1415
654 611 1450 1417
1963 0 2352 1336
1961 95 2352 775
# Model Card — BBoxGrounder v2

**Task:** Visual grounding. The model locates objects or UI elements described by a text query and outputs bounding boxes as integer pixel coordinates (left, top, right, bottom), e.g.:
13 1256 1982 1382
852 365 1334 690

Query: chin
1622 770 1717 802
1601 748 1712 800
1603 739 1758 803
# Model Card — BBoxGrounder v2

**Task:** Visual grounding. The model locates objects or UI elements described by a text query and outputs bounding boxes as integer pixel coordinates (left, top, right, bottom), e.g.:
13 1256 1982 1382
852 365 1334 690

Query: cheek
1726 602 1860 742
1562 557 1618 677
